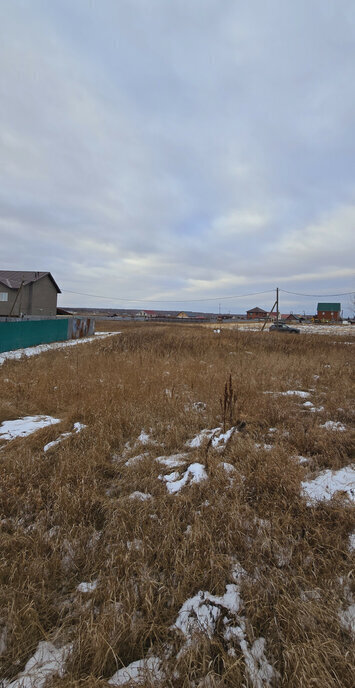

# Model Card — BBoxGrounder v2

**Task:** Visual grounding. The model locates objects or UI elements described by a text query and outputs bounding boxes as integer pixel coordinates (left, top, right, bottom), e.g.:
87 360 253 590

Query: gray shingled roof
0 271 61 292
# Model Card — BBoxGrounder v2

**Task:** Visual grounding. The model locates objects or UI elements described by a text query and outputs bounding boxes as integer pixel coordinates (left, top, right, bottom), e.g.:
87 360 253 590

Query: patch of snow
339 604 355 637
77 580 97 593
43 422 86 452
213 329 221 334
320 420 346 431
211 427 236 450
155 453 187 468
108 656 163 686
255 443 273 451
186 427 220 448
173 586 241 640
280 390 310 398
192 401 207 411
0 333 119 366
301 465 355 504
231 562 248 582
349 533 355 552
293 455 309 464
138 430 150 444
303 401 314 407
268 427 277 433
125 452 149 467
173 582 275 688
225 631 275 688
0 416 61 441
128 491 152 501
5 641 71 688
220 462 236 474
161 463 208 494
187 427 236 450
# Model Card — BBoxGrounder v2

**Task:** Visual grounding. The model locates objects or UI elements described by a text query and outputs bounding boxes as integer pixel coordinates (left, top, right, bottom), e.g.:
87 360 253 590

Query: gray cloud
0 0 354 314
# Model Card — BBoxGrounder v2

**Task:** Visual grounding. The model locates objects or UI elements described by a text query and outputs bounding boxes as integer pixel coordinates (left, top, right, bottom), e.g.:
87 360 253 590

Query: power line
280 289 355 297
62 288 275 304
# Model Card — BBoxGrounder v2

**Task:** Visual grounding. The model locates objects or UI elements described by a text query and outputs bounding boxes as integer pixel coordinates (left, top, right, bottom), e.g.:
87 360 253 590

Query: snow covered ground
0 332 120 366
0 415 61 441
301 465 355 504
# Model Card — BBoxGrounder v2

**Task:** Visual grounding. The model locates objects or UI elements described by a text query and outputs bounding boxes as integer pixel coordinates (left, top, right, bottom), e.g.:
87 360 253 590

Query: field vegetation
0 323 354 687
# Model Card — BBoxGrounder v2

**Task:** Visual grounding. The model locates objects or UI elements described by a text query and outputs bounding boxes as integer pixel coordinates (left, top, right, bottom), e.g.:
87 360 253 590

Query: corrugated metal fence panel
67 317 95 339
0 319 69 353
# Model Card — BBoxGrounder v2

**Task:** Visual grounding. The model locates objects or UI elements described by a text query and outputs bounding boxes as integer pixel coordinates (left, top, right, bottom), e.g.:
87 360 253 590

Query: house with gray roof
0 271 61 317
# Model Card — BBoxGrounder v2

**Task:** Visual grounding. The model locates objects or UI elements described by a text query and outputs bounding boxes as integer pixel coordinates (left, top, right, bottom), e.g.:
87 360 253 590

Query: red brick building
317 303 341 322
246 306 267 320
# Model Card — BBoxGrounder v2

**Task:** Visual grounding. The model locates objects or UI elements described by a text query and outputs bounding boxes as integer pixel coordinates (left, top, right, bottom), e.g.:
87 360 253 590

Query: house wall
317 310 341 322
0 286 17 316
247 311 266 320
26 275 58 315
0 275 58 316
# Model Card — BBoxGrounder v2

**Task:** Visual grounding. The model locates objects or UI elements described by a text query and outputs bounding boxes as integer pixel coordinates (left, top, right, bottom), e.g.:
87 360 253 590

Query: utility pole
9 280 24 317
261 286 279 331
276 287 279 322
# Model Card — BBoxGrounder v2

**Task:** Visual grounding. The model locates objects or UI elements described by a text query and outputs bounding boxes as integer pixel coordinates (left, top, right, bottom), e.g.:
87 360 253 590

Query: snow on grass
77 580 97 593
43 422 86 452
173 578 276 688
124 452 149 467
0 416 61 441
4 641 71 688
108 656 163 686
155 453 188 468
293 455 309 465
255 443 273 451
211 427 236 449
137 430 150 444
186 427 220 448
349 533 355 552
220 462 236 474
128 491 152 501
279 390 311 398
339 605 355 638
124 430 158 456
173 586 241 639
320 420 346 431
302 401 324 413
301 465 355 504
186 427 237 450
0 333 120 366
160 463 208 494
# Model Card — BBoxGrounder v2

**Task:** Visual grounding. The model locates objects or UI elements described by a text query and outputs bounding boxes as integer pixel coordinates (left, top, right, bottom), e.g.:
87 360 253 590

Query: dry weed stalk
220 374 237 433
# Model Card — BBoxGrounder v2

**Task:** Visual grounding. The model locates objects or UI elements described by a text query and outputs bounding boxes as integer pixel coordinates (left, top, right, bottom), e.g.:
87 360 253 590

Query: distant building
282 313 302 322
0 271 61 317
246 307 268 320
317 302 341 322
137 310 158 319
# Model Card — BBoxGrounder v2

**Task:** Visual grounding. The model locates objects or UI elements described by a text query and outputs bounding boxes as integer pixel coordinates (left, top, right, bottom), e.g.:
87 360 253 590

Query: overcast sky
1 0 354 315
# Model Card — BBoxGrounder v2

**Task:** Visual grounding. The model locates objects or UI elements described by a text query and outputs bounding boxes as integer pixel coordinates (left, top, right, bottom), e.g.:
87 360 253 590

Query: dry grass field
0 323 354 687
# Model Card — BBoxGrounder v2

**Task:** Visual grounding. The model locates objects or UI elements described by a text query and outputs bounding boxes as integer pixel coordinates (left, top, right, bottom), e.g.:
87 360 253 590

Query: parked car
269 322 300 334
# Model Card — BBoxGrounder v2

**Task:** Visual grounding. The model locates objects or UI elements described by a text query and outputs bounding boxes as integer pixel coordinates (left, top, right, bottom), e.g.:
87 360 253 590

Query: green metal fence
0 319 69 353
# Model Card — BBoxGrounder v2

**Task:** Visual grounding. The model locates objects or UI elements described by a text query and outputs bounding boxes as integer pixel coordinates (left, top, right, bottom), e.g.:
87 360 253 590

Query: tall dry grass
0 324 354 686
